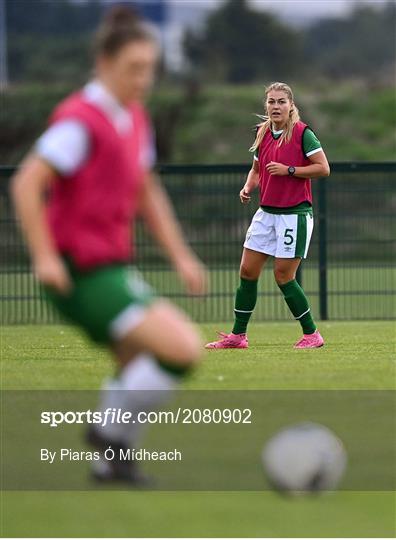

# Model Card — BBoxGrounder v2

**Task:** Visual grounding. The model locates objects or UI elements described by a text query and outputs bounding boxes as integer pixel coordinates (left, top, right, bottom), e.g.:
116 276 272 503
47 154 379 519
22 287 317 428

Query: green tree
184 0 303 83
6 0 102 83
6 0 103 35
305 2 396 79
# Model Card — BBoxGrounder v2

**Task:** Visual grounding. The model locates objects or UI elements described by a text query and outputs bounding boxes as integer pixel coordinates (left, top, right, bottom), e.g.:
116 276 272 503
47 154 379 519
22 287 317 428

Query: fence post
318 177 328 320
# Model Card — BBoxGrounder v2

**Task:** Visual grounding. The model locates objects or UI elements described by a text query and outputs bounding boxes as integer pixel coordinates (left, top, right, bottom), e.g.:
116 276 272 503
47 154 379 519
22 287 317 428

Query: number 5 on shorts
284 228 294 246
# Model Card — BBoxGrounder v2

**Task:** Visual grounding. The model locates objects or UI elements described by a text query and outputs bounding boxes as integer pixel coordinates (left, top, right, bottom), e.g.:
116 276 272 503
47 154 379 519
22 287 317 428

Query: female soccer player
206 82 330 350
11 7 207 483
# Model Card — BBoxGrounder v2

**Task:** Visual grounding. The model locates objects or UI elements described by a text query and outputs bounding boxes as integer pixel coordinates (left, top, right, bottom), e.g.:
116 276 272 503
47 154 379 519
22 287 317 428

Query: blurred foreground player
206 82 330 350
11 7 207 484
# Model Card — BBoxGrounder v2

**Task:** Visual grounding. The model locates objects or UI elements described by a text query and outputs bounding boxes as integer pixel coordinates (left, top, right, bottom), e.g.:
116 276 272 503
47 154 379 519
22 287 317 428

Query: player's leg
274 213 323 348
274 256 314 332
232 247 269 335
205 248 269 348
235 209 274 337
89 300 202 484
111 298 201 367
45 262 202 483
205 209 274 349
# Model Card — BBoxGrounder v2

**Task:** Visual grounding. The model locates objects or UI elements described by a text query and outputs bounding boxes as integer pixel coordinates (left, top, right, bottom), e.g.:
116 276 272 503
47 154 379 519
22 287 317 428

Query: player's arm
10 155 72 294
292 149 330 178
138 172 207 295
266 150 330 178
267 127 330 178
240 157 260 204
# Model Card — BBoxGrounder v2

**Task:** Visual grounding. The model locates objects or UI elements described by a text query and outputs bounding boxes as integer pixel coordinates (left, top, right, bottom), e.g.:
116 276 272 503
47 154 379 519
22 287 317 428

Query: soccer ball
262 422 347 493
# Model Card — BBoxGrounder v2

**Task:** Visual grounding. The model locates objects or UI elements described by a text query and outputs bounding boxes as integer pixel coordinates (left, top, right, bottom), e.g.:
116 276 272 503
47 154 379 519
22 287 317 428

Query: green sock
278 279 316 334
232 277 258 335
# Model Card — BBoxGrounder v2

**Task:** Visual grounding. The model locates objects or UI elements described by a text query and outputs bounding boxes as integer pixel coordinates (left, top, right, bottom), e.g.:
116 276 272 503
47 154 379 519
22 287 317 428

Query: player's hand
33 254 73 295
175 255 208 296
266 161 288 176
239 187 251 204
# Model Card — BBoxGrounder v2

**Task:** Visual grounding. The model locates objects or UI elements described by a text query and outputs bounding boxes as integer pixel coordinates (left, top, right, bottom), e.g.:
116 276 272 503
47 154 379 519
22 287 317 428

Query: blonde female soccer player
12 7 207 484
206 82 330 350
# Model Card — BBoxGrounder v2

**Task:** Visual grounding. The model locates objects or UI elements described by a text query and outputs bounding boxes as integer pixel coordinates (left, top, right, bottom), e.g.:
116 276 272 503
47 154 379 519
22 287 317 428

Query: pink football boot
205 332 248 349
294 330 324 349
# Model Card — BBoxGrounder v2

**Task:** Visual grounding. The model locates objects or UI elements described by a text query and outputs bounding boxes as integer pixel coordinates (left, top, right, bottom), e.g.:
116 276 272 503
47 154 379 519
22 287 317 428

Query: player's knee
274 267 294 285
177 328 202 365
240 263 259 281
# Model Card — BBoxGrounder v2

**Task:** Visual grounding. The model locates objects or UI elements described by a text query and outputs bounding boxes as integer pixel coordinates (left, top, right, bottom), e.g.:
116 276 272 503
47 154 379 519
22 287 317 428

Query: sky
250 0 391 25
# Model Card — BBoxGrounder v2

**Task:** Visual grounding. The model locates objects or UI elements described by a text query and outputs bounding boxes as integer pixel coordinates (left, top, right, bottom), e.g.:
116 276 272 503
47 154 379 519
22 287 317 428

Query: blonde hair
250 82 300 153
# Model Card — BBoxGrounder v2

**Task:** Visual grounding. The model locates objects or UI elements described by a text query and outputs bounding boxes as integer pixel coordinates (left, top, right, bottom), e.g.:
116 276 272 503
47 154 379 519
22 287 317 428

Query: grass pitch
1 321 395 537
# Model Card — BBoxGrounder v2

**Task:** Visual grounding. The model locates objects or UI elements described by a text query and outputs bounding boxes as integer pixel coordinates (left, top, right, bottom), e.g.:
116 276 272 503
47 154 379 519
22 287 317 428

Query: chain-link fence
1 163 395 324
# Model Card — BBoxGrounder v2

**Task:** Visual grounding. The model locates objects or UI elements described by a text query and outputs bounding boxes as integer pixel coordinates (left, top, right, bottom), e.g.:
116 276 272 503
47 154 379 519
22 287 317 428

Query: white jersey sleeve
141 126 157 171
35 120 90 176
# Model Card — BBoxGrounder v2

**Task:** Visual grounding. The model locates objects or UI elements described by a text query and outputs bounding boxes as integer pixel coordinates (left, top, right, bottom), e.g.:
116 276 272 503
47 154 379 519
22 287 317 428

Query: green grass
1 322 395 390
1 322 395 537
2 491 394 538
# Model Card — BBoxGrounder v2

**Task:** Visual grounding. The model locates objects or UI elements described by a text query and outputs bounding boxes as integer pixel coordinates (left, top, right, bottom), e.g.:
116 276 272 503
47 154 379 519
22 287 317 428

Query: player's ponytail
105 5 140 27
249 115 271 154
250 82 301 153
94 5 156 57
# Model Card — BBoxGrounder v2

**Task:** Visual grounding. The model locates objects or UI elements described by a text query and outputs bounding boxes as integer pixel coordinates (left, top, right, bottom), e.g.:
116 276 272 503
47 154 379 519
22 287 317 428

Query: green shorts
44 261 156 344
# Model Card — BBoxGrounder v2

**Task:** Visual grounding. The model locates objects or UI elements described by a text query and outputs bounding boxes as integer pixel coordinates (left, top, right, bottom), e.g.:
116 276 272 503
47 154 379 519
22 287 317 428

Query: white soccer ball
262 422 347 493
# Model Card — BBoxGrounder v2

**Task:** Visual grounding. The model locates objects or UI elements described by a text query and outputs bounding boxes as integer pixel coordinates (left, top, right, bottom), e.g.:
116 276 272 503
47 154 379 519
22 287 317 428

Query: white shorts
243 208 314 259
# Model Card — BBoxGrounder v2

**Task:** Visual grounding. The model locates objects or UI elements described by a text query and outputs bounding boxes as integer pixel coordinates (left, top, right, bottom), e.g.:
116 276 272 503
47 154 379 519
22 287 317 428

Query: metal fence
1 163 395 324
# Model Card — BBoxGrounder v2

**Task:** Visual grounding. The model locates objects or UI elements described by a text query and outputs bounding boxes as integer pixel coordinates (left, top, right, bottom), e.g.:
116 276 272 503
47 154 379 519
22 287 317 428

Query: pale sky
250 0 391 23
